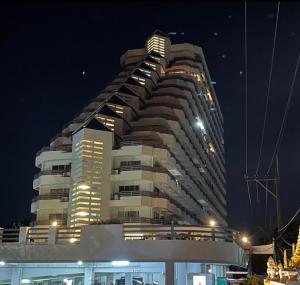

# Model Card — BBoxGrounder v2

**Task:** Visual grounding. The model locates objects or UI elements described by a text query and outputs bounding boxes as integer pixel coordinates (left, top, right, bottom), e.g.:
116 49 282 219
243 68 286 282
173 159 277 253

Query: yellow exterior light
241 236 249 244
69 238 77 244
76 211 89 217
209 220 216 227
51 221 58 227
77 185 91 190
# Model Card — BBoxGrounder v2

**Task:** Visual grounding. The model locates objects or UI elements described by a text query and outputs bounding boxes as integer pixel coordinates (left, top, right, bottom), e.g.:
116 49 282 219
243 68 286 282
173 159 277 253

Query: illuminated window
131 75 146 85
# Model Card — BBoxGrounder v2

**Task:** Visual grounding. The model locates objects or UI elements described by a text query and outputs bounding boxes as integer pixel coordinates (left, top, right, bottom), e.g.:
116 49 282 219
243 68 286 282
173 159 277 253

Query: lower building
0 224 247 285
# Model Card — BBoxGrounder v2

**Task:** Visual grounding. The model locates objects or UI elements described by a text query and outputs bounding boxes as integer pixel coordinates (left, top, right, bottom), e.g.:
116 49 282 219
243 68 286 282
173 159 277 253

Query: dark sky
0 2 299 235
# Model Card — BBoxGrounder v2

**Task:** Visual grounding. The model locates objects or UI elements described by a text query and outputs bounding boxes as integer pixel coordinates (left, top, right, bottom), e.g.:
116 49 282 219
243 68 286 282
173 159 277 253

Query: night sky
0 2 299 235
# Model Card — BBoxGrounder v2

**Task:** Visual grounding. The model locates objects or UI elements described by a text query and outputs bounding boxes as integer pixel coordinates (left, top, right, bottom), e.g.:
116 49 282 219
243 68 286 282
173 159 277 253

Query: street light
241 235 249 244
240 234 252 276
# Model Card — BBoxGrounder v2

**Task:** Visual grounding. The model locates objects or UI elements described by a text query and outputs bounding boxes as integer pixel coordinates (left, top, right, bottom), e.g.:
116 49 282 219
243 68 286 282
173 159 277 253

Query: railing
56 227 81 244
36 145 72 156
31 220 67 226
112 165 170 175
34 170 71 179
32 195 69 203
120 140 167 149
123 224 238 242
0 225 240 245
26 227 49 244
119 217 171 225
0 228 20 243
112 191 169 200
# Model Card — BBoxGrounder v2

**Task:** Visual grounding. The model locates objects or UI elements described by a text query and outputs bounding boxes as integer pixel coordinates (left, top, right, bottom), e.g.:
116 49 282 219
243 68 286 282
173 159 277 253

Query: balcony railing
34 170 71 179
36 145 72 156
112 190 169 200
0 228 20 243
0 224 240 245
112 165 170 175
26 227 49 244
56 227 81 244
123 224 238 242
120 140 167 149
32 195 69 203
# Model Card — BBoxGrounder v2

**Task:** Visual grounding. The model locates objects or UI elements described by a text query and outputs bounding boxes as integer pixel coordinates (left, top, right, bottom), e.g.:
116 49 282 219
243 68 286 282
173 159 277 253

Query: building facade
31 30 226 228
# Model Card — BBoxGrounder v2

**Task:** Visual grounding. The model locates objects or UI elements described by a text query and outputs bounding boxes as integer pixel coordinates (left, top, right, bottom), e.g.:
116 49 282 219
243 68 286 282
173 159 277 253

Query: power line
245 2 248 175
267 49 300 175
256 2 280 175
278 207 300 233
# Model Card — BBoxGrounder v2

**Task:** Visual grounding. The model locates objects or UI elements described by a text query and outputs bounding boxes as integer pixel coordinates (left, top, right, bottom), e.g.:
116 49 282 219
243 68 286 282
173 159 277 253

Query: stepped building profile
0 31 246 285
31 30 226 228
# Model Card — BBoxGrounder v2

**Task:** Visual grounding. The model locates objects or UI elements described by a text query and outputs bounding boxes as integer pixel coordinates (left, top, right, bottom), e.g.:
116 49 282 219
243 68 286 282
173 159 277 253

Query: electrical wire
278 207 300 233
267 49 300 175
256 2 280 175
245 2 248 176
281 236 292 246
246 180 252 209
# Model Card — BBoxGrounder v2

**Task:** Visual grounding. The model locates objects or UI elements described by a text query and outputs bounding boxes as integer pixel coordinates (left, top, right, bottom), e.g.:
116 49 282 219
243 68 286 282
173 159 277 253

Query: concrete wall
0 225 246 266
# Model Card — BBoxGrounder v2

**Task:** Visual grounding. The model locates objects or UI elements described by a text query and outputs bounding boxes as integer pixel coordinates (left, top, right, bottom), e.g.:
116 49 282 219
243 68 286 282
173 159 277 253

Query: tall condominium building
31 30 226 228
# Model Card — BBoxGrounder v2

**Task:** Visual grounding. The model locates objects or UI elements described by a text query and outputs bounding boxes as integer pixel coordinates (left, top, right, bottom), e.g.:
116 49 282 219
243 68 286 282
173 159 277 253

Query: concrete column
176 263 187 285
125 272 132 285
19 227 29 244
84 267 94 285
11 267 23 285
48 227 57 245
165 261 174 285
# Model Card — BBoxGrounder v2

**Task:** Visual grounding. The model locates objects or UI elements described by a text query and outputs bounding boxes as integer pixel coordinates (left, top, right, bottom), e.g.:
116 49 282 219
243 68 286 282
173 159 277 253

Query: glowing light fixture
76 211 89 217
77 260 83 265
111 260 130 267
69 238 77 243
63 279 73 285
0 261 5 266
209 220 216 227
241 236 249 244
196 117 206 133
21 279 31 284
208 268 212 273
51 221 58 227
77 185 91 190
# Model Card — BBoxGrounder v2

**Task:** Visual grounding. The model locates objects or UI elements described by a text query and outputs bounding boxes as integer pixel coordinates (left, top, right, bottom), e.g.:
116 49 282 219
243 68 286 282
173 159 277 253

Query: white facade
30 30 227 228
0 224 247 285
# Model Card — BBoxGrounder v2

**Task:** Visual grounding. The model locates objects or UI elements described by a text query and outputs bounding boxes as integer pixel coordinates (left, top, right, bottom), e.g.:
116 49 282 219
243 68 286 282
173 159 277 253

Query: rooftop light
0 261 5 266
111 260 130 267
